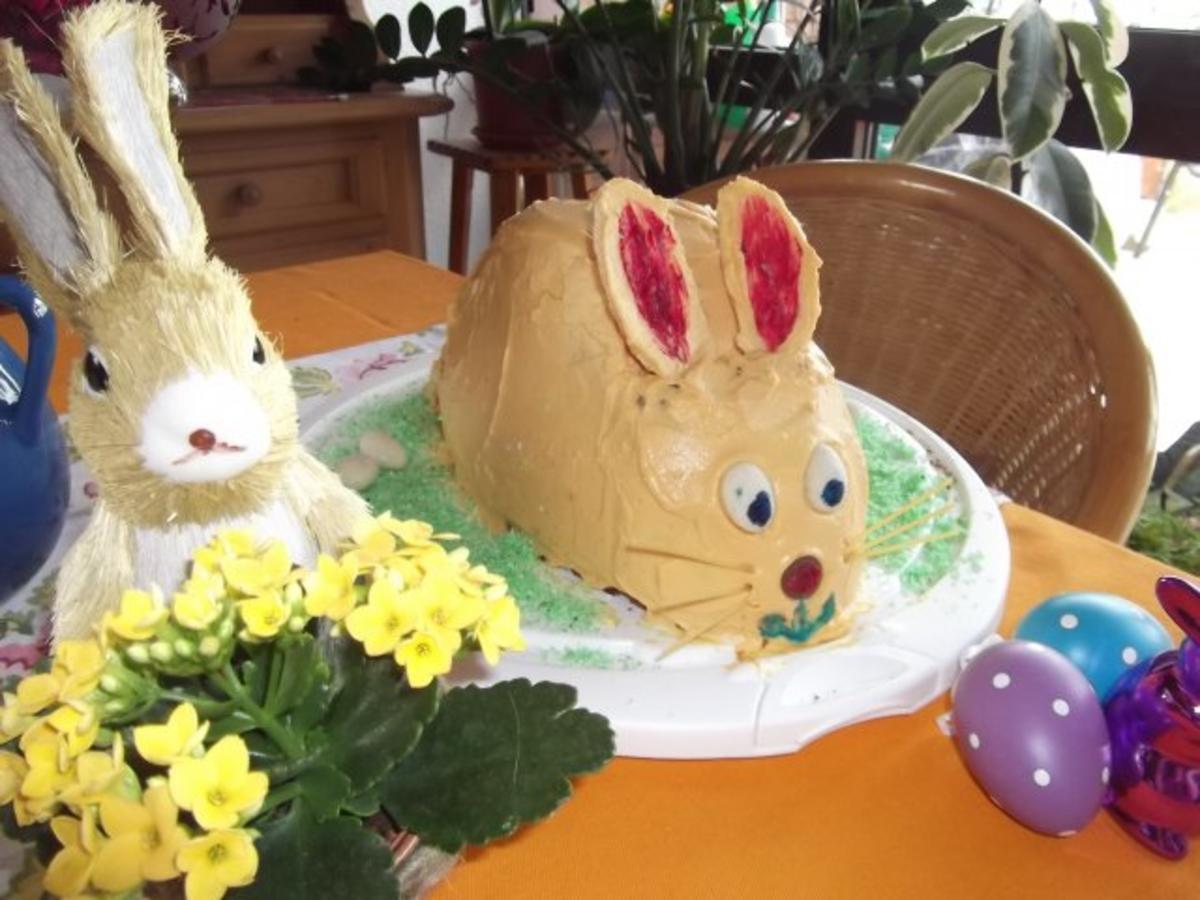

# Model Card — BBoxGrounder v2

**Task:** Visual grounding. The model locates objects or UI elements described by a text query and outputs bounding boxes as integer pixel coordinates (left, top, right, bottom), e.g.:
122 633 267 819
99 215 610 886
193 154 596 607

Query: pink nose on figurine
781 555 822 599
189 428 217 451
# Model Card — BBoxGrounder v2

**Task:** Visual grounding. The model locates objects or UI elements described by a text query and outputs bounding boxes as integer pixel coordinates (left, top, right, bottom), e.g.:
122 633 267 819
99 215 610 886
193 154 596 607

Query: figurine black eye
805 443 847 513
721 462 775 533
252 336 266 365
83 349 109 394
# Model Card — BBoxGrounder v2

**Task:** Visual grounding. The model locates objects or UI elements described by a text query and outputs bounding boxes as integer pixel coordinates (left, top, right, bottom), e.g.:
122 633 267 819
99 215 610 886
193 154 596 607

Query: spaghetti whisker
866 528 967 559
865 477 954 535
655 584 755 613
625 545 756 575
864 501 957 551
657 592 751 661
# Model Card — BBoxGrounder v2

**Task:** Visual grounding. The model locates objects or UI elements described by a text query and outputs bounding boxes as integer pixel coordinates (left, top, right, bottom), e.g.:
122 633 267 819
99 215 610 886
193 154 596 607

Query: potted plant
0 514 614 898
300 2 603 151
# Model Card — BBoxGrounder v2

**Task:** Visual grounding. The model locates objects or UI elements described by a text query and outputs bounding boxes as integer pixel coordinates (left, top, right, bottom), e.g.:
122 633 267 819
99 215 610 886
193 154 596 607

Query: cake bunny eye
721 462 775 533
805 443 847 513
252 336 267 365
82 348 110 396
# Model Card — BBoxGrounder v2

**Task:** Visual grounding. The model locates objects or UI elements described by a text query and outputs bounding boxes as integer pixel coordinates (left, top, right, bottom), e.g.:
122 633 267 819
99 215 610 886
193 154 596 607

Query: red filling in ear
618 202 690 362
741 195 802 352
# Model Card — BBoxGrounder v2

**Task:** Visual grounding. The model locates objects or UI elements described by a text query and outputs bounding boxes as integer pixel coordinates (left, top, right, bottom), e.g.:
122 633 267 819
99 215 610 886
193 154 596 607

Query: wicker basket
682 161 1156 542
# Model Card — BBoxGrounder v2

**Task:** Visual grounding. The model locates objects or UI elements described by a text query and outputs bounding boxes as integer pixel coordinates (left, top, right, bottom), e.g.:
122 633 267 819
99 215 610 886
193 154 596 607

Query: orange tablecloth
2 251 1195 898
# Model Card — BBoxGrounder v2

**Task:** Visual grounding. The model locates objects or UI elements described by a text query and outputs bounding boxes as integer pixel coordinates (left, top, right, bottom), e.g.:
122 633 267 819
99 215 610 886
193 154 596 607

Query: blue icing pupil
821 479 845 508
747 490 772 527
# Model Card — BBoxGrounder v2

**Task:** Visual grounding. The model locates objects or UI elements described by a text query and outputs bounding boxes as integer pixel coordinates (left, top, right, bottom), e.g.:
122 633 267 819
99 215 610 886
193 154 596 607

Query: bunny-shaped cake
0 2 367 641
435 177 868 652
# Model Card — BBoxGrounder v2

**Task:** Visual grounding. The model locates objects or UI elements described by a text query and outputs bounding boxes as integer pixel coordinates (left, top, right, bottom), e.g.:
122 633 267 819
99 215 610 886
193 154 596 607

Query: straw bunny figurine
0 1 367 642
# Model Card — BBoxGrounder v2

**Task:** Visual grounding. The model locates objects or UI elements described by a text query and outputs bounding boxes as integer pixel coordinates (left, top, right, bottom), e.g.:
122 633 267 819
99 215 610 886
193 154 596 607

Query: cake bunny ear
0 42 119 319
62 1 207 263
716 177 822 355
592 178 708 377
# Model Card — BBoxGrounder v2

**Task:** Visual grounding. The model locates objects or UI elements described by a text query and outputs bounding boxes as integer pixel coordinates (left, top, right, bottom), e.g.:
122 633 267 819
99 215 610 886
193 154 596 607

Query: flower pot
467 38 568 151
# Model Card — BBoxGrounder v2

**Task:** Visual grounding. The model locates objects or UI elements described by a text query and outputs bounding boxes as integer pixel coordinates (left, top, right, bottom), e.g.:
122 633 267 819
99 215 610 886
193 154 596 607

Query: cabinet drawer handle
236 183 263 207
263 46 285 64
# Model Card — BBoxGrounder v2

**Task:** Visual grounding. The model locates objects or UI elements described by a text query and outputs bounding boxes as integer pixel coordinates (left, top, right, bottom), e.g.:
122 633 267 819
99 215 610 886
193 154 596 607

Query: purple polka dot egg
951 639 1111 836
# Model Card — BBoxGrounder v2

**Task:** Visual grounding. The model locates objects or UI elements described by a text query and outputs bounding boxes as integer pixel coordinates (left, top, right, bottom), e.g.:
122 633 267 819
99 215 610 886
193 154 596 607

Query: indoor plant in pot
0 515 614 898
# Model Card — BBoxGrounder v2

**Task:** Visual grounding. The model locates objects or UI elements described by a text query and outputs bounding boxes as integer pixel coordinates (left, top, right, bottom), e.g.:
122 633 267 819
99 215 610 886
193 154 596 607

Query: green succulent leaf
232 801 397 900
1060 22 1132 152
436 7 468 55
859 7 912 51
921 15 1002 61
1091 195 1117 267
926 0 970 21
1089 0 1128 65
381 679 614 853
294 765 353 822
998 1 1067 160
1023 139 1098 243
962 152 1013 191
266 635 325 716
891 61 993 163
409 4 436 57
315 637 439 793
375 13 402 60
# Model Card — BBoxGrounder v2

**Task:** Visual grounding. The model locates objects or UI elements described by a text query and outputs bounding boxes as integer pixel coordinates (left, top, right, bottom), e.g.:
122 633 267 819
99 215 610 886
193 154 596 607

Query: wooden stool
427 137 599 274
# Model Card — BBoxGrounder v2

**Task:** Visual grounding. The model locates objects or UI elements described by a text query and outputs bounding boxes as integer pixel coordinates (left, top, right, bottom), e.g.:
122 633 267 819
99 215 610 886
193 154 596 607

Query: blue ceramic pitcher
0 276 69 603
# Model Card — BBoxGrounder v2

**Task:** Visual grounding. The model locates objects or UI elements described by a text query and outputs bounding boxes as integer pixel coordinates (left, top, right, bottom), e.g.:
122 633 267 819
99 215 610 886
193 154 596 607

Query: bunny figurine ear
62 1 207 264
592 178 707 377
1157 577 1200 642
0 41 118 317
716 177 822 355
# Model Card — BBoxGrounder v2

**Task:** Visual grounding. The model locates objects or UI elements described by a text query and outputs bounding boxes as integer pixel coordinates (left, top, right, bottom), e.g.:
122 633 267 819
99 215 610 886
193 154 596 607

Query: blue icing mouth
759 595 837 643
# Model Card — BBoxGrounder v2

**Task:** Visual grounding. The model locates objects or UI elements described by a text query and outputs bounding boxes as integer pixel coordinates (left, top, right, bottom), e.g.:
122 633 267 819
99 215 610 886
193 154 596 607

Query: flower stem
210 665 305 760
250 780 304 823
160 690 237 719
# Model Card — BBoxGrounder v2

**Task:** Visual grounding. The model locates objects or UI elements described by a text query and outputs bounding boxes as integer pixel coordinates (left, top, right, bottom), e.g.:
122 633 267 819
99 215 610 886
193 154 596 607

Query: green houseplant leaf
375 13 402 60
998 1 1067 160
836 0 860 40
963 152 1013 191
1059 21 1132 152
409 3 436 57
859 6 912 51
921 15 1002 61
1091 195 1117 267
381 679 615 853
891 61 993 162
1089 0 1128 65
435 7 468 56
1023 139 1098 243
315 638 439 793
232 801 397 900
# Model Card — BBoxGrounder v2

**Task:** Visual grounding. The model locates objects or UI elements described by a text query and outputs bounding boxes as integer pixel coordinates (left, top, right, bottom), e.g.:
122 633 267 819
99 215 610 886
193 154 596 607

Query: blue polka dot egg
1015 592 1174 701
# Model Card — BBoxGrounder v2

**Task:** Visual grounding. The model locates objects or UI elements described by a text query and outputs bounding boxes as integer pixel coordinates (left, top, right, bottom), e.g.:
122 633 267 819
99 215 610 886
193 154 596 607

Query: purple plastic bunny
1104 576 1200 859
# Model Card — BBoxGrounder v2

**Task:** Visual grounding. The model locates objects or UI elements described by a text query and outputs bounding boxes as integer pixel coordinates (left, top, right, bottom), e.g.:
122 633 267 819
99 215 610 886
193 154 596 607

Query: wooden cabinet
1 15 453 275
175 90 451 271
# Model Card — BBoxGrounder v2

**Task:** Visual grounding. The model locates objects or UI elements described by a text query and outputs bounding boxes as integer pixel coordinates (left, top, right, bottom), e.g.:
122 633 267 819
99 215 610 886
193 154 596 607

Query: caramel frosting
434 180 867 652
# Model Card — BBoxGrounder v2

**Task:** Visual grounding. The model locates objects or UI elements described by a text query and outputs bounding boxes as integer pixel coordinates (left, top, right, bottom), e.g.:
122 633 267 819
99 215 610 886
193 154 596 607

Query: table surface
1 251 1195 899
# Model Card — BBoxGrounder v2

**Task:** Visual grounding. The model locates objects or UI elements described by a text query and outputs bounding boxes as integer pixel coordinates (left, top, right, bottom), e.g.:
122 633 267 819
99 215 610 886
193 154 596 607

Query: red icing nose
781 556 822 599
189 429 217 451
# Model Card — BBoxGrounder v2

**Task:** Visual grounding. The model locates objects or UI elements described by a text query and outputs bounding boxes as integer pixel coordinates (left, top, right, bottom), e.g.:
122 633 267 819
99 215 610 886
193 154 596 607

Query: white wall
352 0 491 271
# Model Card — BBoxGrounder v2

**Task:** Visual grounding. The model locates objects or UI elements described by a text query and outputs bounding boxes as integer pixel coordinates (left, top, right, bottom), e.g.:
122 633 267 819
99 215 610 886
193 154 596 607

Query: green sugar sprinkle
854 411 967 589
318 392 610 633
319 394 967 636
539 647 642 670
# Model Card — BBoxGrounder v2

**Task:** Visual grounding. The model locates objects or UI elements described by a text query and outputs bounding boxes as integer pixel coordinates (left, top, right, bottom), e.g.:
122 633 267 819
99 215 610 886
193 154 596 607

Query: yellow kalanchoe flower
168 735 267 831
345 579 418 656
92 781 187 890
174 571 228 631
44 810 101 898
222 540 293 599
0 691 34 743
0 750 28 804
57 735 126 815
474 596 526 665
349 516 398 566
50 639 106 701
44 702 100 759
177 828 258 900
395 630 455 689
237 593 291 640
134 703 210 767
15 673 61 716
413 571 484 654
302 553 361 621
104 587 168 642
